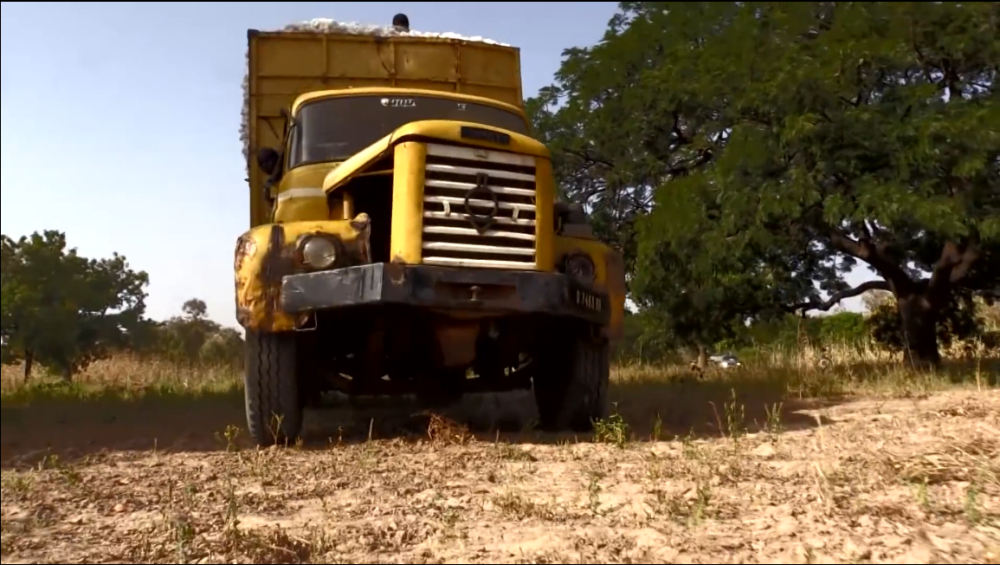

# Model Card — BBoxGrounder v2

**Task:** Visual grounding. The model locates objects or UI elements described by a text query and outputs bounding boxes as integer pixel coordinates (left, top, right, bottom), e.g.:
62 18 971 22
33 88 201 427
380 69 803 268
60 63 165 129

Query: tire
244 330 303 447
532 325 610 432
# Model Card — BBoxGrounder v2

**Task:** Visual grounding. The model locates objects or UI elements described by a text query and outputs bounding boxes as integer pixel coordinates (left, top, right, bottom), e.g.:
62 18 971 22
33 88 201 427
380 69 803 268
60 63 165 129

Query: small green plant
681 430 702 461
223 477 241 539
914 476 930 513
593 403 630 448
690 481 712 526
216 424 241 453
724 389 746 444
587 470 604 515
964 482 982 524
651 413 663 442
764 402 784 439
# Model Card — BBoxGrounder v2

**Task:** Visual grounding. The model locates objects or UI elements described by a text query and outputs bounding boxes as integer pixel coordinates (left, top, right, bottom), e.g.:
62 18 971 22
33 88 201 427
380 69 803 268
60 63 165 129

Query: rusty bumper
279 263 611 325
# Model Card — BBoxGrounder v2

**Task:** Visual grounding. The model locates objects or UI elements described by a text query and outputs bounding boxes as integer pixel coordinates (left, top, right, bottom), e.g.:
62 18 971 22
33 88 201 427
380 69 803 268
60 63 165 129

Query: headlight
564 254 596 284
300 236 338 269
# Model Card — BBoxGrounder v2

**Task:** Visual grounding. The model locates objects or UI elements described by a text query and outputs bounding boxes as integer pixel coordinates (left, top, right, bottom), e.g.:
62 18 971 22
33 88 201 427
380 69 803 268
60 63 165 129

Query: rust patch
235 305 253 327
349 212 371 233
351 218 372 265
385 261 407 285
603 251 627 343
259 225 296 331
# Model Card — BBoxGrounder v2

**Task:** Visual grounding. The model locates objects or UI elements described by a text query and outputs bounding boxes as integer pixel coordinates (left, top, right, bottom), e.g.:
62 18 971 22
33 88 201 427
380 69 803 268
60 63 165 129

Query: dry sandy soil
2 387 998 564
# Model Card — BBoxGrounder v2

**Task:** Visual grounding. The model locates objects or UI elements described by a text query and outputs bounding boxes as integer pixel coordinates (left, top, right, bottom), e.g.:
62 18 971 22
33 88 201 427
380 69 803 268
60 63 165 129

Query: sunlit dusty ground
2 385 998 564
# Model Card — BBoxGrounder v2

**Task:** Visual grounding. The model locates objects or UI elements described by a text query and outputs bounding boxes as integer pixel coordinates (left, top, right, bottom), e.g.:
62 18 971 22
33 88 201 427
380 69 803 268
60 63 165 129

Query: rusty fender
234 215 372 333
553 235 627 345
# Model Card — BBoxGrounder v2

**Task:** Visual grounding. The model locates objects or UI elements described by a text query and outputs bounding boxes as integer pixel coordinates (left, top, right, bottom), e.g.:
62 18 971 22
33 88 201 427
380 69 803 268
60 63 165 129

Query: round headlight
564 254 596 284
300 236 338 269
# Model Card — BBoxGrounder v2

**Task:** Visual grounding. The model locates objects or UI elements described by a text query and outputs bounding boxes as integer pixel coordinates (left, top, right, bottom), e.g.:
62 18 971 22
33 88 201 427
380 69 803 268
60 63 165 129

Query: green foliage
530 2 1000 361
0 230 149 378
140 299 244 367
817 312 867 345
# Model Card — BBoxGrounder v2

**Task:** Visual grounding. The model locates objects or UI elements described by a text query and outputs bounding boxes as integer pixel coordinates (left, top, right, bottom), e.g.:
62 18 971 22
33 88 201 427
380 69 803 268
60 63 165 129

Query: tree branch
825 227 913 289
789 280 892 314
928 231 982 297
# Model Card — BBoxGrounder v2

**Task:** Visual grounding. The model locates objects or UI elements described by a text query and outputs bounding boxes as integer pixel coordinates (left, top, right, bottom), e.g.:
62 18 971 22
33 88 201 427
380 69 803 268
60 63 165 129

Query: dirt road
2 389 998 563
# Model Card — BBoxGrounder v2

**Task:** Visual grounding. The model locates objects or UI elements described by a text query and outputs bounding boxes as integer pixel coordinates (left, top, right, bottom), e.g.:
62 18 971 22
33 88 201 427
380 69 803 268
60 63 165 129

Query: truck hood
321 120 550 194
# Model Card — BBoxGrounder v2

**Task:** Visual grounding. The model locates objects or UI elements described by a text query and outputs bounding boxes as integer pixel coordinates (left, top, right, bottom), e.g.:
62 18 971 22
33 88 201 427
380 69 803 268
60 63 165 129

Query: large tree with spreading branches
530 1 999 366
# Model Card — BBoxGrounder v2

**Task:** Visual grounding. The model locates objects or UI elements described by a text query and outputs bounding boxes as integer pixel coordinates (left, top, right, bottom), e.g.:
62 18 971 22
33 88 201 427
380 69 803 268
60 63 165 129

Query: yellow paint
293 88 527 124
533 158 556 272
320 119 549 196
234 217 371 332
272 162 338 223
320 132 397 194
242 28 625 338
554 236 627 344
389 142 426 263
246 29 524 228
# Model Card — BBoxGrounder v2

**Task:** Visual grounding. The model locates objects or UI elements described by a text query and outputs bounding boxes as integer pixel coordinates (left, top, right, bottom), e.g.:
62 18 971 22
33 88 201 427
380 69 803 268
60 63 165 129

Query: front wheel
244 330 303 446
532 324 610 432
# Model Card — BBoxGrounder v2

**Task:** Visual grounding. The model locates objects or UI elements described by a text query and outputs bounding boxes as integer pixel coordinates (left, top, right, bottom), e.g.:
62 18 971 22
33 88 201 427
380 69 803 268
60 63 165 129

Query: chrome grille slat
424 195 536 212
422 143 538 270
421 256 537 269
423 225 536 241
425 163 535 182
425 179 536 198
423 211 535 227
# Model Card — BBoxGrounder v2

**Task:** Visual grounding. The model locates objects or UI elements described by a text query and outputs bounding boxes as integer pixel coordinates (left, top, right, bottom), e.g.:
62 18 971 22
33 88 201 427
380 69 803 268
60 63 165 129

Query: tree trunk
22 350 33 384
696 343 708 369
896 293 941 369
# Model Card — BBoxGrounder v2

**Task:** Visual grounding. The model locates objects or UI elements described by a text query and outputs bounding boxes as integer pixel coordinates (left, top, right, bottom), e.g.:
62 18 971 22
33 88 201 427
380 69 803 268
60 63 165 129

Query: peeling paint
235 218 372 332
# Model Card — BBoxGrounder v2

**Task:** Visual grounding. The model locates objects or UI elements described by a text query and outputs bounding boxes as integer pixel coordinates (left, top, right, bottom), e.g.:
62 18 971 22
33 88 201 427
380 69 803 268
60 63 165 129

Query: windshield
289 95 529 168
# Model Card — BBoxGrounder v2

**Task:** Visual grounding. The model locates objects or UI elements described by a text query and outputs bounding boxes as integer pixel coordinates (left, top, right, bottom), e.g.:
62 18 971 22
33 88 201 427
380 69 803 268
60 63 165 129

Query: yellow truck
235 16 626 445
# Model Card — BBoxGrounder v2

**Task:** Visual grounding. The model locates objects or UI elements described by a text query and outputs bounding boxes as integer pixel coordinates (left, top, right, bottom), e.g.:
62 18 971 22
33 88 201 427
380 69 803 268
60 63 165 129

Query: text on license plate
574 288 604 312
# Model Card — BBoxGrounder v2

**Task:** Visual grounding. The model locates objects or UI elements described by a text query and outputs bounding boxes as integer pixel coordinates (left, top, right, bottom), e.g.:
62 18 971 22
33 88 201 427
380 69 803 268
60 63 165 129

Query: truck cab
234 17 626 446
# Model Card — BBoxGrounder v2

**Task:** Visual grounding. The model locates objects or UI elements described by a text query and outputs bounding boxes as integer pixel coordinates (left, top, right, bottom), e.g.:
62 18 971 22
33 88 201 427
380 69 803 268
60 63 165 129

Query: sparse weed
587 470 604 515
764 401 784 439
593 403 630 448
497 443 538 462
493 491 557 521
914 476 931 513
216 424 241 453
964 482 982 524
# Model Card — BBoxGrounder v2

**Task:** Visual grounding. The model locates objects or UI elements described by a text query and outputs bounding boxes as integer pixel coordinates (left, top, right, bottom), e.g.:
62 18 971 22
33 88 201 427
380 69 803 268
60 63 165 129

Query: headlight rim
297 234 341 270
562 252 597 284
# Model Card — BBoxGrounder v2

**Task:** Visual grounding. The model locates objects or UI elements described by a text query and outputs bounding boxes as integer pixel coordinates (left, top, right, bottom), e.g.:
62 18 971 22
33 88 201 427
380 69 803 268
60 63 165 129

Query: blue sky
1 2 871 328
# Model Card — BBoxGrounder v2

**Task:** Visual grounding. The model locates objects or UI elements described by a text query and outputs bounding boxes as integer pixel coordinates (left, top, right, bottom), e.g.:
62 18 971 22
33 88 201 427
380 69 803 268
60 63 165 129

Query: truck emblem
381 98 416 108
473 148 489 159
464 172 499 234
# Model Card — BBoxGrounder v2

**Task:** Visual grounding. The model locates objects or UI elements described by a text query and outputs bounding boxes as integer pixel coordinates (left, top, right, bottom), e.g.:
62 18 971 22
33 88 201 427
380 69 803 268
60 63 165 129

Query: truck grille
421 143 537 270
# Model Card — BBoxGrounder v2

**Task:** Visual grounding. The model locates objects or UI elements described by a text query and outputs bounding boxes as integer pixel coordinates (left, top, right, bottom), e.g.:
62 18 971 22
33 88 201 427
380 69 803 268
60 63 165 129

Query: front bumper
280 263 610 325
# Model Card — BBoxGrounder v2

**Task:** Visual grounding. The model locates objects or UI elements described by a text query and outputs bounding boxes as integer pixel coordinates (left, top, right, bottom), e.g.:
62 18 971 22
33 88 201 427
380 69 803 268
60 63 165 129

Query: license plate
571 285 606 313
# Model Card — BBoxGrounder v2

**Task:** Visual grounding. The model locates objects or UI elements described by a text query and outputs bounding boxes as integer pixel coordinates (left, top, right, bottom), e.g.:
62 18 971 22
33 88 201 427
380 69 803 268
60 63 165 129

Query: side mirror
256 147 281 176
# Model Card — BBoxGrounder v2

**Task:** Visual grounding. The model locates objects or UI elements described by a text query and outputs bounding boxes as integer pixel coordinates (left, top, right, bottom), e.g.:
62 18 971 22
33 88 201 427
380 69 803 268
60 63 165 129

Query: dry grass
1 346 998 563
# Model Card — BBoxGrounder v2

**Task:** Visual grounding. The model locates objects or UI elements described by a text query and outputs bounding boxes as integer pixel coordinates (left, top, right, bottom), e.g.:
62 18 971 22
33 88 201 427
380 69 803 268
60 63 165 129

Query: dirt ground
1 388 998 564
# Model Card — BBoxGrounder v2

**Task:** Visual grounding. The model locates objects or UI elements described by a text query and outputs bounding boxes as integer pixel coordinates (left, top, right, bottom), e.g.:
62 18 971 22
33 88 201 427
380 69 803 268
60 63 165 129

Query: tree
630 218 796 365
182 298 208 321
153 298 244 367
0 230 149 380
867 293 982 354
530 2 1000 366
